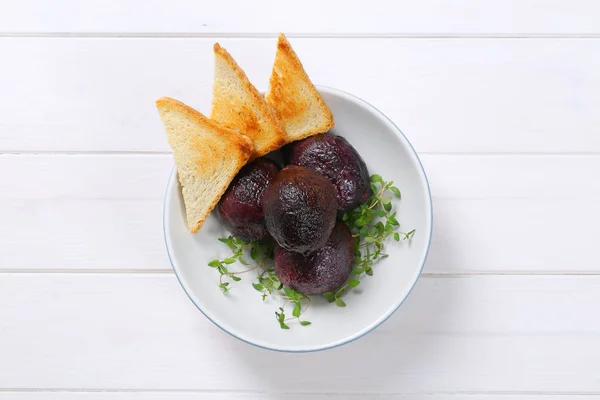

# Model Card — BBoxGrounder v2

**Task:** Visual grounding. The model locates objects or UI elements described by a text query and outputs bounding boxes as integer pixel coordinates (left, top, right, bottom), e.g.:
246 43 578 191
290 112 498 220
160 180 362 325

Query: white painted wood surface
4 395 595 400
1 1 600 398
2 38 600 153
2 0 600 35
2 274 600 393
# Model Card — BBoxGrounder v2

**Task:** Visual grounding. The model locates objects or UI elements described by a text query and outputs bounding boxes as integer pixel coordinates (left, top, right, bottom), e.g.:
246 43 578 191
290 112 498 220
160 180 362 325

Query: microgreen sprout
324 174 415 306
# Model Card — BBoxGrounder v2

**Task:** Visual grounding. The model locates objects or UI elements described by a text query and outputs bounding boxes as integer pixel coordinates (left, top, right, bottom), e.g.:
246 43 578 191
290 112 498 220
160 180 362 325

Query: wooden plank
1 38 599 153
5 154 600 201
1 154 598 272
2 0 600 35
0 274 599 392
3 393 597 399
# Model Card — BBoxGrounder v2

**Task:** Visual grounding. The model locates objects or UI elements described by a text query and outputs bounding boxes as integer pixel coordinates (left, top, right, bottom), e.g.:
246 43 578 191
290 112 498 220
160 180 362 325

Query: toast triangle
211 43 286 158
266 33 334 142
156 97 254 233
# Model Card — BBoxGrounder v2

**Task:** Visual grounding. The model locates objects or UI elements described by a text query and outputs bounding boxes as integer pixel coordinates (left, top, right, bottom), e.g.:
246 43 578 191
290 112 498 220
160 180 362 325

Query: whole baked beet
274 221 354 295
286 134 372 211
263 166 337 254
217 158 280 242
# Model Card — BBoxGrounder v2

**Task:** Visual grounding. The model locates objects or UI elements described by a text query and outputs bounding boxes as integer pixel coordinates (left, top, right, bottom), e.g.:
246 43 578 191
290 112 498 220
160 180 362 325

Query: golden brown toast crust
266 33 334 141
211 43 286 158
157 97 254 156
156 97 253 233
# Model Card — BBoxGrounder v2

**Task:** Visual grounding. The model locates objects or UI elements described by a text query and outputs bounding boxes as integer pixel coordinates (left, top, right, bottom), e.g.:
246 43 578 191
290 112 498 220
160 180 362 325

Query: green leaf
300 321 312 326
388 216 399 226
348 279 360 288
370 174 383 183
405 229 416 239
279 322 290 330
383 202 392 212
208 260 221 268
394 232 400 241
238 256 249 265
217 265 228 275
335 297 346 307
323 292 336 302
365 267 374 276
219 237 237 250
219 282 230 292
375 221 385 234
277 308 285 323
250 246 259 261
283 287 296 298
360 226 368 235
376 209 386 218
370 183 378 194
384 223 393 234
390 186 401 198
364 236 375 243
342 213 349 221
231 275 242 282
292 302 301 318
253 283 264 291
351 268 365 275
223 257 237 264
380 196 392 205
355 217 367 228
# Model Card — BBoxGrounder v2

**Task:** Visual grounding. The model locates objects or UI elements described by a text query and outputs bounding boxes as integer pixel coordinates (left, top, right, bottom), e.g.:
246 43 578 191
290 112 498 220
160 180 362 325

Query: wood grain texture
0 273 599 392
1 38 599 153
2 0 600 35
1 154 597 272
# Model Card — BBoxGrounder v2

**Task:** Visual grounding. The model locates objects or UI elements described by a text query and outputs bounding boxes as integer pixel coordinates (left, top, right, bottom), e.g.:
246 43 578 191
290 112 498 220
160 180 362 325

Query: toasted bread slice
156 97 254 233
211 43 286 158
266 33 334 142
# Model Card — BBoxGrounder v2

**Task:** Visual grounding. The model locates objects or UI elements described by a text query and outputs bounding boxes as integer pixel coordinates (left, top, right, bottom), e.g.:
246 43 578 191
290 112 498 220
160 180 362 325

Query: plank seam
0 388 599 395
3 32 600 39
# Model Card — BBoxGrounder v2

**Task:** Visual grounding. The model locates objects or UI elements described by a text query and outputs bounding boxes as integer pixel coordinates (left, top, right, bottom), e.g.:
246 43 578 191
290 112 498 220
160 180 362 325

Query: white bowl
164 86 433 352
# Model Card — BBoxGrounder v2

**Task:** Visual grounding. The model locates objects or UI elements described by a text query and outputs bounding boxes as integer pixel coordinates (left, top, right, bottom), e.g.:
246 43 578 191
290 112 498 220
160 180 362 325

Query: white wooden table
2 1 600 398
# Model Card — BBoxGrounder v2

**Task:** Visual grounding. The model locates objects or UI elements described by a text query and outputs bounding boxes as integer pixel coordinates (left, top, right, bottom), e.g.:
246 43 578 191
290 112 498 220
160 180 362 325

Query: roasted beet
263 166 337 254
217 158 280 242
286 134 372 211
274 221 354 295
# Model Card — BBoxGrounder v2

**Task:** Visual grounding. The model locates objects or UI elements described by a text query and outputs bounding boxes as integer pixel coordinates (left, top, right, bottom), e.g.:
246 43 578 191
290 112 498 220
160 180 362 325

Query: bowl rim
163 85 433 352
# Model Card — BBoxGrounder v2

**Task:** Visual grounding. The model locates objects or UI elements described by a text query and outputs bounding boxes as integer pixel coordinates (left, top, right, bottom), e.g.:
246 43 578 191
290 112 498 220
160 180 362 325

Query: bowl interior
164 87 432 352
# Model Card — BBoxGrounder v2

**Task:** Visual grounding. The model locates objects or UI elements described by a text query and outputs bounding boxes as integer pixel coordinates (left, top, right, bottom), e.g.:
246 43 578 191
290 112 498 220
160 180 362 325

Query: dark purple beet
274 221 354 295
286 134 372 211
217 158 280 242
263 166 337 254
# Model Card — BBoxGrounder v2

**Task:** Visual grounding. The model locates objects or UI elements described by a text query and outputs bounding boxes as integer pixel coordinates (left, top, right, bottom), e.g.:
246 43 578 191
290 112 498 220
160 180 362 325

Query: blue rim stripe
163 86 434 353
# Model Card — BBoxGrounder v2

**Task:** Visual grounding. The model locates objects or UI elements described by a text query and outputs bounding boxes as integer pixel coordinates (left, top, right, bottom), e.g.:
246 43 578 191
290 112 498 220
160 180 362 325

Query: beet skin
274 221 354 295
286 133 372 211
263 166 337 254
217 158 280 242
